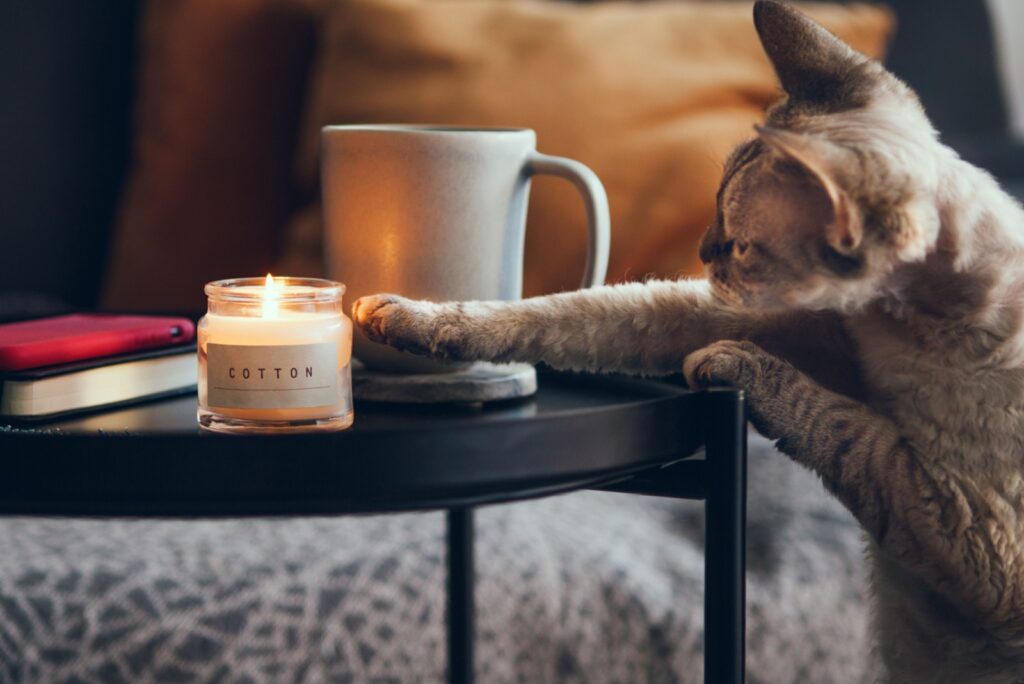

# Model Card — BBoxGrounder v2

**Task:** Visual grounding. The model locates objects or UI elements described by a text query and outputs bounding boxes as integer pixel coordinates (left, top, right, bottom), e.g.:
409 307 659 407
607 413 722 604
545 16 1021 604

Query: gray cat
352 2 1024 681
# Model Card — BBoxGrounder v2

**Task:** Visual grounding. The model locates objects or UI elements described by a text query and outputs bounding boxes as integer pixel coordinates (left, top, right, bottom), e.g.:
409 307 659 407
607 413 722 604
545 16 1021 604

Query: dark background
0 3 139 311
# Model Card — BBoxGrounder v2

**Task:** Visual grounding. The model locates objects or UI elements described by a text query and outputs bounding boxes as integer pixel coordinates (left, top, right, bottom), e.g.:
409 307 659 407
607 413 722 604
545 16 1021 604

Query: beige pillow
284 0 892 296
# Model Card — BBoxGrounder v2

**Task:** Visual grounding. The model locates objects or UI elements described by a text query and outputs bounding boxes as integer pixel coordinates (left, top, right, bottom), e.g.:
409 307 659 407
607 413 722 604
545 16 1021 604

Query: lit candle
197 275 353 433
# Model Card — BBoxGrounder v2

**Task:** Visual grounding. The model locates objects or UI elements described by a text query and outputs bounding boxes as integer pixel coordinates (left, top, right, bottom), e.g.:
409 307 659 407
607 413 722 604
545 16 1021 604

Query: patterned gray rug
0 433 871 683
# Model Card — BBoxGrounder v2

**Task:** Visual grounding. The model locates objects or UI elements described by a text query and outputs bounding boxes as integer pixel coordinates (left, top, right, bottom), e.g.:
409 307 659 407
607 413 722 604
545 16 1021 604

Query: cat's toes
353 295 473 361
683 340 762 389
353 294 406 344
352 294 431 355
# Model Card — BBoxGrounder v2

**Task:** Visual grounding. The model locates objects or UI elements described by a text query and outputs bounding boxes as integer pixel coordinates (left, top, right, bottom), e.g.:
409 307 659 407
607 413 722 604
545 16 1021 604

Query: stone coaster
352 361 537 403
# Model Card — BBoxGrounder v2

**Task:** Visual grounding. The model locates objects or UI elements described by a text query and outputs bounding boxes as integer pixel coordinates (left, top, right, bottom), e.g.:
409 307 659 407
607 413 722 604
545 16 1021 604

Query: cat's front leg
353 281 731 375
685 339 814 445
353 282 863 395
684 339 900 542
685 340 1024 641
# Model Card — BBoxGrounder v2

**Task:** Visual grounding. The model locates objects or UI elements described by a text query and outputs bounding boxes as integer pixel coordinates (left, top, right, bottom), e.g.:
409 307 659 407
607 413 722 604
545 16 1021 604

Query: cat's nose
699 218 726 264
699 237 731 265
698 233 717 264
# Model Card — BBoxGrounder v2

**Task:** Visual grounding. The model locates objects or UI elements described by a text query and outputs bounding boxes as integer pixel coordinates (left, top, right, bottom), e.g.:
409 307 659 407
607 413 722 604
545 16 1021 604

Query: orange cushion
102 0 323 311
284 0 892 297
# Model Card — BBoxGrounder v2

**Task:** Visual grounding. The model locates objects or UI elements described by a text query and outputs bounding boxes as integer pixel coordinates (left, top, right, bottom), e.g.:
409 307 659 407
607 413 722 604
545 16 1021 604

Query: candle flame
262 273 281 318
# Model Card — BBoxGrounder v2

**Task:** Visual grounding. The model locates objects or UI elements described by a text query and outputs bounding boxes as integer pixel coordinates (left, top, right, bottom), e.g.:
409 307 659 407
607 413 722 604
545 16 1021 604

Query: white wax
200 311 351 365
199 310 352 421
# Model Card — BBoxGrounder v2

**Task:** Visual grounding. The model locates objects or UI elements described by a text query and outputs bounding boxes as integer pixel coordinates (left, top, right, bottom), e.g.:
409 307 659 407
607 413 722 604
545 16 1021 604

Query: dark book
0 345 197 421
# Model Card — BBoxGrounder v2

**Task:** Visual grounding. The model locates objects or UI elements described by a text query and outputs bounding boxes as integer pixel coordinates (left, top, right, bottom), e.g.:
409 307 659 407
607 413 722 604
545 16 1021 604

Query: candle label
207 342 339 409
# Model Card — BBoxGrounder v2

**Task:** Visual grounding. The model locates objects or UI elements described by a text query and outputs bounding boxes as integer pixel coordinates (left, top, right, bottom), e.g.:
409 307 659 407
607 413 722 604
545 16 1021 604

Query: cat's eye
731 240 750 257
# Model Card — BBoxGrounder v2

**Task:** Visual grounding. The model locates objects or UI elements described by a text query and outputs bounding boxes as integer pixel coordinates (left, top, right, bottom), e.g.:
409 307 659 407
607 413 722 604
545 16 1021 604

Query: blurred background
1 0 1022 317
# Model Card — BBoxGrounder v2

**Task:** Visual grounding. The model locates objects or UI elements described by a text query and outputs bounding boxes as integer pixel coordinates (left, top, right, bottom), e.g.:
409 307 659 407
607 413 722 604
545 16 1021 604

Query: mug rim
322 124 534 135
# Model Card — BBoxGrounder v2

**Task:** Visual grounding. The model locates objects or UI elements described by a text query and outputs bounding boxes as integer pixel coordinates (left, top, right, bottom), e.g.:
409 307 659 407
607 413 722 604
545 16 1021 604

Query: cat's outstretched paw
352 294 433 356
683 340 764 389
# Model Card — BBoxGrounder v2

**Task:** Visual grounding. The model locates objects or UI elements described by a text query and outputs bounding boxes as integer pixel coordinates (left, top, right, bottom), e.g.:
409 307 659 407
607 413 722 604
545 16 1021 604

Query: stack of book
0 314 197 421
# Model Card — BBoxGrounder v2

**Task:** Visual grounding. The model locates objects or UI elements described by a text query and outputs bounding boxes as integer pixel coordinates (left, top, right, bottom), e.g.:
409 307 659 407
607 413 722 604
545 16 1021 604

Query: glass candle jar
197 276 354 433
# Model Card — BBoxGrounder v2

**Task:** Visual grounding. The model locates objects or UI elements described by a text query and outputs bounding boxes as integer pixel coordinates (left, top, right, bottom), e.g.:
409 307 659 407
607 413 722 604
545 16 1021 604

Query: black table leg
447 508 474 684
703 388 747 684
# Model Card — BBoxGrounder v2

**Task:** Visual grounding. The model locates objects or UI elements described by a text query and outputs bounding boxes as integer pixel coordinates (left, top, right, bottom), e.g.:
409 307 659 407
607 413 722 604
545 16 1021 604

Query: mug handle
526 153 610 288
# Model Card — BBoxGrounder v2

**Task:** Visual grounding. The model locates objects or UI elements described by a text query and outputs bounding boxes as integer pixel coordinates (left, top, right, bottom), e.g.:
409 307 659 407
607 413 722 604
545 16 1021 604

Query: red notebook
0 314 195 372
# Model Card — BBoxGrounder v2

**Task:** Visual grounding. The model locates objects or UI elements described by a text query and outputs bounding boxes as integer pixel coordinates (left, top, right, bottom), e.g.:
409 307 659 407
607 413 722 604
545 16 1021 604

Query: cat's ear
753 0 872 107
756 125 862 253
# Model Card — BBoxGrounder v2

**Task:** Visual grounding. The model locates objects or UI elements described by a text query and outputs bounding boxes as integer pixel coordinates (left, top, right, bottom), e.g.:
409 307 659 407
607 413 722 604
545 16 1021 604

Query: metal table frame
445 388 746 684
0 377 746 683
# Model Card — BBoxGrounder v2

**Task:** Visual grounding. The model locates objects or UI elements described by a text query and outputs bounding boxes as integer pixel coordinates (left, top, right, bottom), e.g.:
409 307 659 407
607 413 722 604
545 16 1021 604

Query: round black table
0 371 747 684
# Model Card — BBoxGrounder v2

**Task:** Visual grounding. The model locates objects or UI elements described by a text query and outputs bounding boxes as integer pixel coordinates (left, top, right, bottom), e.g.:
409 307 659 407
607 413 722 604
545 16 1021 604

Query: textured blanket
0 433 871 683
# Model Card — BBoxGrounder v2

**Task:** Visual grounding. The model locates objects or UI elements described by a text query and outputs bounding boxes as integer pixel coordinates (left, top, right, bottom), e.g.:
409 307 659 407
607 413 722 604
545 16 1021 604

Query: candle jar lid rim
204 277 345 303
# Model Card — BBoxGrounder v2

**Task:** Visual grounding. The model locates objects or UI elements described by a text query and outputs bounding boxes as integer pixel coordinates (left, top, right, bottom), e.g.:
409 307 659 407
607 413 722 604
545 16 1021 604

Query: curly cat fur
352 2 1024 681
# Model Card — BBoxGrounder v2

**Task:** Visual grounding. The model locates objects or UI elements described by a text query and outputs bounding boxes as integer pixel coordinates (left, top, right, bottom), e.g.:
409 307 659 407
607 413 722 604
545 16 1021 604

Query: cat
350 2 1024 682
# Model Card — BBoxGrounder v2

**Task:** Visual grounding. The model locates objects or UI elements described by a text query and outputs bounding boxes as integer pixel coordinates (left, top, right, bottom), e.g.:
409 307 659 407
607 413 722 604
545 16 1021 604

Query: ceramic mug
321 124 610 372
